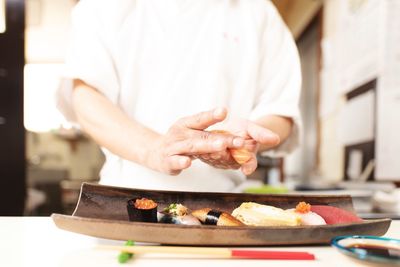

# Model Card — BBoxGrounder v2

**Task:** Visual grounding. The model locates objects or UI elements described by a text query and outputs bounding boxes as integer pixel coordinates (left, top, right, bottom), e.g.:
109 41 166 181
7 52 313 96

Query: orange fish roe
295 202 311 213
134 198 157 209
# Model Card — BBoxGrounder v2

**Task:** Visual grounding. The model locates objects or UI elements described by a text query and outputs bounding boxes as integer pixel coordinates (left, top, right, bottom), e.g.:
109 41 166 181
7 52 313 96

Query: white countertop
0 217 399 267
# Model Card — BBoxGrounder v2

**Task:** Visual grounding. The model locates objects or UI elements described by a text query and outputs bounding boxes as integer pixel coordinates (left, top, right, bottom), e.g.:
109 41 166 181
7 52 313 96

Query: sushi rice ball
287 202 326 226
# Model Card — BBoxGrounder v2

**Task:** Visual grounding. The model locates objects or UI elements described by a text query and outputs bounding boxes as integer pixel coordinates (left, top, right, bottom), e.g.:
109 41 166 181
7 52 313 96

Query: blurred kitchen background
1 0 399 217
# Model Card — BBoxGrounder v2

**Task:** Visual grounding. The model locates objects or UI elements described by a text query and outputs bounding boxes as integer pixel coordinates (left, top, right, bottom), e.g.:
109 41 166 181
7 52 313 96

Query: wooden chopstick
97 245 315 260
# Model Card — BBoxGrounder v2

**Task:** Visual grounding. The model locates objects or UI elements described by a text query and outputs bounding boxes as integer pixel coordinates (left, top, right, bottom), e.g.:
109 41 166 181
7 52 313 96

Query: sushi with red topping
287 202 326 226
127 198 158 223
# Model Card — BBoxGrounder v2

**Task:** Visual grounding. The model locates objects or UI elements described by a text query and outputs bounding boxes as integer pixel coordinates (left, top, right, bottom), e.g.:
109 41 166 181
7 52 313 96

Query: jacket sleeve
56 0 120 124
250 1 302 156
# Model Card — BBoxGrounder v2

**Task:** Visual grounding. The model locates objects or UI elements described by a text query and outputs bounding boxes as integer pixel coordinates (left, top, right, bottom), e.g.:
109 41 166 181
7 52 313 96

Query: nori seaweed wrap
127 198 158 223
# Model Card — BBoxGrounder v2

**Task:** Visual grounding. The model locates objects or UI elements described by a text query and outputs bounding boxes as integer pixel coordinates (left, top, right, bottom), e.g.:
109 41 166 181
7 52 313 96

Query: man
58 0 301 192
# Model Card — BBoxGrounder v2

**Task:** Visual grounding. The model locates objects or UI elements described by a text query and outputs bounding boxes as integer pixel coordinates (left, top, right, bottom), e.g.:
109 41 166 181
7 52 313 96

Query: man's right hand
147 108 245 175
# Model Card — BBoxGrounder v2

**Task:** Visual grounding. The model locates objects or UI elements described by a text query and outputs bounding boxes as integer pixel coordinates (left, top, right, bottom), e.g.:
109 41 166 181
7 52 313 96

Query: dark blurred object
0 0 25 215
257 156 284 185
33 182 63 215
26 168 68 215
344 80 376 182
295 184 344 191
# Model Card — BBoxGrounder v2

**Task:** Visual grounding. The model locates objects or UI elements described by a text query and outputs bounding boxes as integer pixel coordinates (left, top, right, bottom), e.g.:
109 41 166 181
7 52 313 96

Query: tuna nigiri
310 205 363 225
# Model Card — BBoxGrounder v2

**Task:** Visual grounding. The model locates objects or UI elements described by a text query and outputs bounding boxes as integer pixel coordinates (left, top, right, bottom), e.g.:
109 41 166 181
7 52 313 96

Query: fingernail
233 137 244 148
213 139 224 150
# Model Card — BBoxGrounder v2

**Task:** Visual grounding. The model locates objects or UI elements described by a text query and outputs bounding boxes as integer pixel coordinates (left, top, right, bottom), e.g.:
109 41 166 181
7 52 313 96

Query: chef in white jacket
57 0 302 192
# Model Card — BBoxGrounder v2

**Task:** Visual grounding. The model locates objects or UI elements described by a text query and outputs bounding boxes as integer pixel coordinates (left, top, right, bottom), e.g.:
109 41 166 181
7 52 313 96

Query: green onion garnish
118 240 135 264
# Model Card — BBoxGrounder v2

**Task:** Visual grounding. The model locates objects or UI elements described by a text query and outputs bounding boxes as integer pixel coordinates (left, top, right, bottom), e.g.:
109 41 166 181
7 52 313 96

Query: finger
178 108 227 130
221 156 242 169
166 155 192 174
235 130 248 138
240 154 258 175
208 150 232 161
169 132 244 155
214 163 231 169
169 138 225 155
197 150 240 168
199 158 240 170
210 153 222 160
206 130 245 148
247 122 280 146
199 154 210 160
243 139 259 153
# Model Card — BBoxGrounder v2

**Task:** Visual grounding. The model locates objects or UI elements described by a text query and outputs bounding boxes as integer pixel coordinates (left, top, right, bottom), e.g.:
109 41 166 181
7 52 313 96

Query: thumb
178 107 227 130
247 122 280 146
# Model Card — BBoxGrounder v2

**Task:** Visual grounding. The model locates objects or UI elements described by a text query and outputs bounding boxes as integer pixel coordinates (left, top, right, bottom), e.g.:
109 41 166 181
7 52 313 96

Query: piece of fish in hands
209 130 252 164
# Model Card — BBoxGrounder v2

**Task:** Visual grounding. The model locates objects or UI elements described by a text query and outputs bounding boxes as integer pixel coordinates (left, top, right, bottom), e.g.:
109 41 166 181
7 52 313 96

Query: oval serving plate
331 235 400 265
51 183 391 246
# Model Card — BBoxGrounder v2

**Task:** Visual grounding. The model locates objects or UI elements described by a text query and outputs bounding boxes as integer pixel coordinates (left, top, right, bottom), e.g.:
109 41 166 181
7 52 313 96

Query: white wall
317 0 346 182
25 0 105 180
318 0 400 182
26 0 75 63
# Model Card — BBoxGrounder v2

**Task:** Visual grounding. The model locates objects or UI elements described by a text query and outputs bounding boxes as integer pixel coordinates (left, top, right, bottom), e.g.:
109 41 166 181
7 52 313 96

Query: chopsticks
97 245 315 260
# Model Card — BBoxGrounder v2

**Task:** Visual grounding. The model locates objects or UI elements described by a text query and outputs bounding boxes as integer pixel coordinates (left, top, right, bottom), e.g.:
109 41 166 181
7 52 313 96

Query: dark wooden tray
51 183 391 246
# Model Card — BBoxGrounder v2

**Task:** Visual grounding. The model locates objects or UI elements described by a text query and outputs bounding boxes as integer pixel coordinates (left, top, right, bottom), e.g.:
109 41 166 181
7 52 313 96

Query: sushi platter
52 183 391 246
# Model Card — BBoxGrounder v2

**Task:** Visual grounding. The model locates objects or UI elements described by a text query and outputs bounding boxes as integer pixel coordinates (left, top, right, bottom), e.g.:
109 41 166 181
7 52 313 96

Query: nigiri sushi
232 202 301 226
310 205 363 224
191 208 244 226
158 203 201 225
287 202 326 226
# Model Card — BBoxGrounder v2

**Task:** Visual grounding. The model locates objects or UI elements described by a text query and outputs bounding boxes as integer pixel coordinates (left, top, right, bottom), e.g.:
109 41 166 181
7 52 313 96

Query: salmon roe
134 198 157 209
295 201 311 213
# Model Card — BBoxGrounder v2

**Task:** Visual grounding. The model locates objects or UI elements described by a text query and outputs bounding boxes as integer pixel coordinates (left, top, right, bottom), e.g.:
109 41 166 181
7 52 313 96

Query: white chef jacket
57 0 302 192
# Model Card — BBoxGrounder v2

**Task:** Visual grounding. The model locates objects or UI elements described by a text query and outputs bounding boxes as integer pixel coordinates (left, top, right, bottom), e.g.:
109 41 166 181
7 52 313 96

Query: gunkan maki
127 198 158 223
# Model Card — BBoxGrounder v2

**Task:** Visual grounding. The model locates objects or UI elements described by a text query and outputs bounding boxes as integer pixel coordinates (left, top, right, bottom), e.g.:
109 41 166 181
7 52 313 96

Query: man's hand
147 108 245 175
195 137 258 172
197 118 281 176
72 81 287 177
